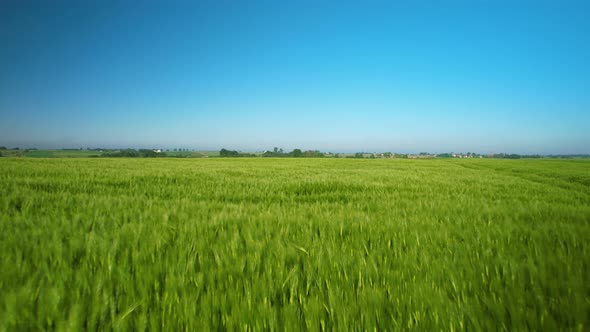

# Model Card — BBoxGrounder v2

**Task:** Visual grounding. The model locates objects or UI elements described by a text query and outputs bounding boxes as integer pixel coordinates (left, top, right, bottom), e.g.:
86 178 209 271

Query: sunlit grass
1 158 588 330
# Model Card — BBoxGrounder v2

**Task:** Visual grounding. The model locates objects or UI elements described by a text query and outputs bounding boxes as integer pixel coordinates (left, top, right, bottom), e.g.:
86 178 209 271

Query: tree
220 148 239 157
303 150 323 157
291 149 302 157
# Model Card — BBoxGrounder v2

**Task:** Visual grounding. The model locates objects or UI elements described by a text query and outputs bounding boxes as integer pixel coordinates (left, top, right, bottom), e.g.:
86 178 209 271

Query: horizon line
1 145 588 157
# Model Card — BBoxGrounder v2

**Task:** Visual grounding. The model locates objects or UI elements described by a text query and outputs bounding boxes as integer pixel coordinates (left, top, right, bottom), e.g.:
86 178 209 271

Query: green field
0 149 102 158
0 149 220 158
1 158 588 330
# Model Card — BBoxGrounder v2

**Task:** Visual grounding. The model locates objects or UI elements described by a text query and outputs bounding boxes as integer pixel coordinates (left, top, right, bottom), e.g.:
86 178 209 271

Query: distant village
2 146 584 159
219 148 544 159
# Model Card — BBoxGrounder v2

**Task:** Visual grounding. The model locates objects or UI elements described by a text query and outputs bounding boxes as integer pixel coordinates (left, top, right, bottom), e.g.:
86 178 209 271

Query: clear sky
1 1 588 154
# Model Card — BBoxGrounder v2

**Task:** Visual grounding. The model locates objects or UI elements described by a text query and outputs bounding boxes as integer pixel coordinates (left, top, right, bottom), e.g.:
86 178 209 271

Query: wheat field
1 158 588 330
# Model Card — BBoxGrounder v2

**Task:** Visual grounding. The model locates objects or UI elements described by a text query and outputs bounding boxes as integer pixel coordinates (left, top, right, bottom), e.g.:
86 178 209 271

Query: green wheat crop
0 158 588 330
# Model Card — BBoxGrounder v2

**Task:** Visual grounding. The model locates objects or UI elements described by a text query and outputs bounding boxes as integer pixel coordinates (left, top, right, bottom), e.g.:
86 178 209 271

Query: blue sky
1 1 588 154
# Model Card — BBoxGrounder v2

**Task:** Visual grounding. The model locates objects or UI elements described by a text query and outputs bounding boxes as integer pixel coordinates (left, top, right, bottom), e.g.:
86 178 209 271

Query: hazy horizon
1 1 589 155
2 144 588 156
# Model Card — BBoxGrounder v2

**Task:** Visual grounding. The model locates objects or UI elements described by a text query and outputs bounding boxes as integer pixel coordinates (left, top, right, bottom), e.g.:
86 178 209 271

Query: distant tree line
101 149 167 158
263 147 325 158
490 153 542 159
2 145 588 159
220 147 328 158
266 147 325 158
219 148 548 159
219 149 256 157
546 154 590 158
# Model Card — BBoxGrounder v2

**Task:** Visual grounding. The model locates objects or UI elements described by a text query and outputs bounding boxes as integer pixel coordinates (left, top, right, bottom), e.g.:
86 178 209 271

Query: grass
0 158 588 330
